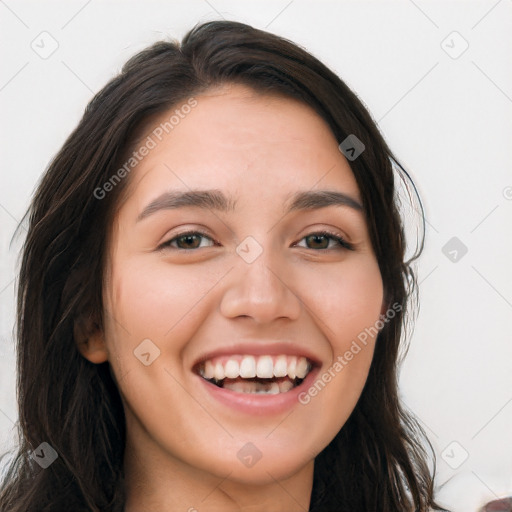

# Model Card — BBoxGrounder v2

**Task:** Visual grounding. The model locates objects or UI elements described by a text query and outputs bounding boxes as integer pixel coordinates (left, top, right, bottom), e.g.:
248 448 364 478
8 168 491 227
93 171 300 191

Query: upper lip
192 341 322 371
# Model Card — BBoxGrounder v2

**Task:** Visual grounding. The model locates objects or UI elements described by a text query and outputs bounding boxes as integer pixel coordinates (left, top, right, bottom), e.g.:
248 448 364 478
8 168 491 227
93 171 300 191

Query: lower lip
196 367 320 415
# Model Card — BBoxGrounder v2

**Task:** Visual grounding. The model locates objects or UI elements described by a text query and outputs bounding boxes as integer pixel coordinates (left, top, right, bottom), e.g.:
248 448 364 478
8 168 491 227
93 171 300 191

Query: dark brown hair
0 20 445 511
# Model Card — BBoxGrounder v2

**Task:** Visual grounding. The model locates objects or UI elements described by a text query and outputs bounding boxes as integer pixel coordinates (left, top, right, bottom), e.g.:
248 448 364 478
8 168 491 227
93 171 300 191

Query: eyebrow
137 190 236 222
136 189 363 222
286 190 363 213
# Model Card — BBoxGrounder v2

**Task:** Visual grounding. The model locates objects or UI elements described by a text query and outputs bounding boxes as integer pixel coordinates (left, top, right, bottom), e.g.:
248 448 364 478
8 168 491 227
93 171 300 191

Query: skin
78 83 385 511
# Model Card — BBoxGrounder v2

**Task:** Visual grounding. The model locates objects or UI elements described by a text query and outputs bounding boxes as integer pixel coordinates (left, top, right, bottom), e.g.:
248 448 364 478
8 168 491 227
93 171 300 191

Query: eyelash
158 229 354 252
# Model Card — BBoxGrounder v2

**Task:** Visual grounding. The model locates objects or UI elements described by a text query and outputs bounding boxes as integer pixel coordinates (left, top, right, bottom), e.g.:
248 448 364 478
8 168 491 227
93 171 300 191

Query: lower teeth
210 377 299 394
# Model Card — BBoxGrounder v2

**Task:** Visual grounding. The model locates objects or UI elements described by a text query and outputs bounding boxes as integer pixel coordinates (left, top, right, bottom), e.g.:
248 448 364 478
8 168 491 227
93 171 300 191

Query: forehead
120 84 361 213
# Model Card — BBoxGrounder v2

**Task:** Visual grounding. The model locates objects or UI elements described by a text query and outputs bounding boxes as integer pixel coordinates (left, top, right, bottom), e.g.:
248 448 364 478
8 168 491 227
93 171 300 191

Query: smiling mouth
195 354 313 395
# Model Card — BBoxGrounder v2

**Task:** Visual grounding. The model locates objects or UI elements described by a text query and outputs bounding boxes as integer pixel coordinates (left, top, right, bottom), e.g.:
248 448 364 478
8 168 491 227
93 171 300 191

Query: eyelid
157 229 217 251
293 229 355 251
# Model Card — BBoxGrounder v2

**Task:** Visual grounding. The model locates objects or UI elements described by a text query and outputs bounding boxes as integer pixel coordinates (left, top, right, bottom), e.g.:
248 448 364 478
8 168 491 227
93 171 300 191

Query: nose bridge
219 235 301 323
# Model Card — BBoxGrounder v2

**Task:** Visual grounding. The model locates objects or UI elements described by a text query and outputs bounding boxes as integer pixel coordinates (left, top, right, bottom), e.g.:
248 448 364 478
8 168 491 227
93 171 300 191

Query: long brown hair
0 20 445 511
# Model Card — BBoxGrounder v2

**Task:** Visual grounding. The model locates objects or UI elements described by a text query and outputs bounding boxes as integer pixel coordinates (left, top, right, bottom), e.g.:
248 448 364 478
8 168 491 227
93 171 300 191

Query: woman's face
84 84 384 487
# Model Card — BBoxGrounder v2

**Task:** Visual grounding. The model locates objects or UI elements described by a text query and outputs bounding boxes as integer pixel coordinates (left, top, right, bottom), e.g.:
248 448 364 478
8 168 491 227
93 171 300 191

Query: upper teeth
199 355 311 380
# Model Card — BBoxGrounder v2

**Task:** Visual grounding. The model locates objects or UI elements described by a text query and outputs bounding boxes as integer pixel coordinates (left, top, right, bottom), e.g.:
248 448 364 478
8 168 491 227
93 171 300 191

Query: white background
1 1 511 510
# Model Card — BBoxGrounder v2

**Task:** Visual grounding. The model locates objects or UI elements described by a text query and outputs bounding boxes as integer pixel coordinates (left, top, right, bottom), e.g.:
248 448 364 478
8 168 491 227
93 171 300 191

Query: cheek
101 256 226 384
294 262 383 445
107 256 221 340
294 257 383 422
299 257 384 348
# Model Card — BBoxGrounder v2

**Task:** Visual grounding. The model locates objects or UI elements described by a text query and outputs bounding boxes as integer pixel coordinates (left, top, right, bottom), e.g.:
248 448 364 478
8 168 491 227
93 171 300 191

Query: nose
219 246 302 324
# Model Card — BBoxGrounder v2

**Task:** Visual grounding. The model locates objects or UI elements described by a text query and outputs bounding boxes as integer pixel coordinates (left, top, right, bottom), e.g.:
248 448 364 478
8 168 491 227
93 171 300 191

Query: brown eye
159 231 215 251
296 231 354 251
305 234 330 249
175 234 203 249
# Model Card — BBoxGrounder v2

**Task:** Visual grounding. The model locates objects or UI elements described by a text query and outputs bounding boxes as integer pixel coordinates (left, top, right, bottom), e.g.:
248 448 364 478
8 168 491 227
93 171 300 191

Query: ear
74 314 108 364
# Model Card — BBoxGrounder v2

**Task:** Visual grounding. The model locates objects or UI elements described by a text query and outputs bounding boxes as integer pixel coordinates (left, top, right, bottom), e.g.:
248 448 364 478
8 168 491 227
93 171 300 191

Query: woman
0 20 446 511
